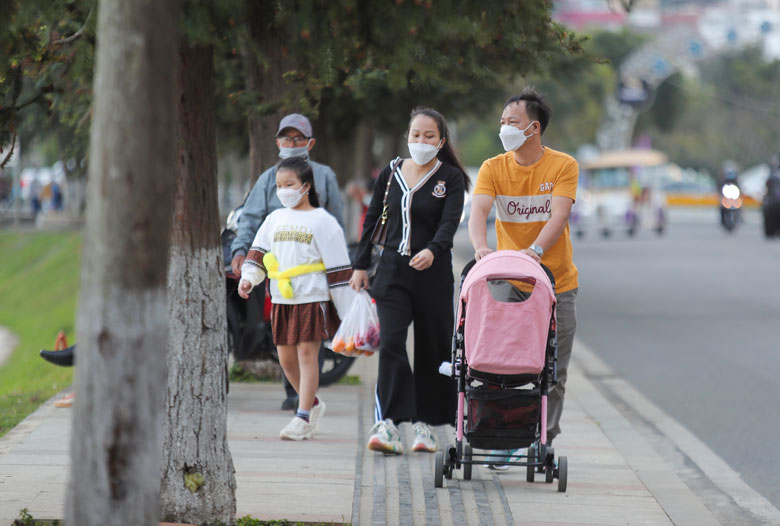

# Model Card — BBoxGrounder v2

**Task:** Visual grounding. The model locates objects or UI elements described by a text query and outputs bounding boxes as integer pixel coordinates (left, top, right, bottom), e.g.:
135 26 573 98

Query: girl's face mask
277 185 306 208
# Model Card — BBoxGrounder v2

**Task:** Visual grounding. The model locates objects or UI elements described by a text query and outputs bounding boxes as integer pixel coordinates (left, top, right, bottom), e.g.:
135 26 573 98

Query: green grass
335 374 360 386
0 231 81 437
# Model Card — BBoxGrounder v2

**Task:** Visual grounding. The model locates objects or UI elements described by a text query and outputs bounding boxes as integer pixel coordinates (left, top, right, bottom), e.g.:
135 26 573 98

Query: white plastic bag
331 290 380 356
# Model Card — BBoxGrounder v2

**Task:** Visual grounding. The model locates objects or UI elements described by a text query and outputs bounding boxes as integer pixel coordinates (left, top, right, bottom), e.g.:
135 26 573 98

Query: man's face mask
498 122 535 152
278 137 312 159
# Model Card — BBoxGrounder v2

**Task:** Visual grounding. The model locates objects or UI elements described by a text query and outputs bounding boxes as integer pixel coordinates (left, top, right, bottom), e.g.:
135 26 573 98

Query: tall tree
159 42 237 525
66 0 179 525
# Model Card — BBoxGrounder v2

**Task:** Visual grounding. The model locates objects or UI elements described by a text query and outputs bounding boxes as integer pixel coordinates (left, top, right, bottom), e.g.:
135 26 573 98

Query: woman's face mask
407 139 442 165
498 122 535 152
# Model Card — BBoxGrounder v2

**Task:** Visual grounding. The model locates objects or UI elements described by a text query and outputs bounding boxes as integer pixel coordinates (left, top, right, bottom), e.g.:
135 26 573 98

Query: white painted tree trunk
159 44 237 525
66 1 179 525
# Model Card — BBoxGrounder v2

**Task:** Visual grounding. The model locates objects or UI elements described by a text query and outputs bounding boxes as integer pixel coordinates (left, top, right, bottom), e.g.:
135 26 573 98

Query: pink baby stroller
434 251 568 492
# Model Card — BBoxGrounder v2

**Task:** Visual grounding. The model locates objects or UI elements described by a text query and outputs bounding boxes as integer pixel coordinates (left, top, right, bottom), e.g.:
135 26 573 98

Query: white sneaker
412 422 438 452
279 416 314 441
487 448 526 471
310 399 326 432
367 419 404 454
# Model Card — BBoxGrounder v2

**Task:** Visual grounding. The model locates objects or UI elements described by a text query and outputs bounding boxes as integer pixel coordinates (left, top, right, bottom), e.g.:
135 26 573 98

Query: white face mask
277 186 306 208
499 123 535 152
407 140 441 165
278 140 311 160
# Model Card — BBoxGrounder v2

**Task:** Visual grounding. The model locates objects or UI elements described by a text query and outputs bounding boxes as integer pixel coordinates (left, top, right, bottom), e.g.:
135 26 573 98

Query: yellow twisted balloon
263 252 326 299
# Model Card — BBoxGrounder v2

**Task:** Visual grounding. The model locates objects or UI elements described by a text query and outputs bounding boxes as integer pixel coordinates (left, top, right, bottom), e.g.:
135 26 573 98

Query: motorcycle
222 205 356 386
720 181 742 233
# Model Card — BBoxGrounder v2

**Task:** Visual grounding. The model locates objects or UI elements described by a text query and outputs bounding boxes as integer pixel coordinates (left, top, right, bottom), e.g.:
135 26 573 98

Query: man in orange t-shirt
469 88 578 458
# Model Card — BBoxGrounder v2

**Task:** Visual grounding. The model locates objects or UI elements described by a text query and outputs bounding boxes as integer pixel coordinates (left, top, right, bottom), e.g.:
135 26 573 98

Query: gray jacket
231 159 344 258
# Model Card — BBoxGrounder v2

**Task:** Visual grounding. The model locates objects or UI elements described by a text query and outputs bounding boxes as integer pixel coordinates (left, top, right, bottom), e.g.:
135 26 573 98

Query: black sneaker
281 395 299 412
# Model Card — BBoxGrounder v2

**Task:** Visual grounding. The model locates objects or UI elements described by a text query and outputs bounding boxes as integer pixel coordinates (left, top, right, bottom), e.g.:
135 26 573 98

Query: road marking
575 341 780 525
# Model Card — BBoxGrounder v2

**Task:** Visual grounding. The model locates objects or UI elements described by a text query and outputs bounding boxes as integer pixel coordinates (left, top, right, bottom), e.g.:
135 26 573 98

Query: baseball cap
277 113 313 138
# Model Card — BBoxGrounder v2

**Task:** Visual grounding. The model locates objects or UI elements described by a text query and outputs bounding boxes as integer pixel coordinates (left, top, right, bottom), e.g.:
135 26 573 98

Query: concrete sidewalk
0 342 721 525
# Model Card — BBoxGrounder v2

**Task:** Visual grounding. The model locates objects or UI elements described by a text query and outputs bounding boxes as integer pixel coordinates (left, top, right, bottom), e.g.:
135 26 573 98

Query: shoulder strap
379 157 400 206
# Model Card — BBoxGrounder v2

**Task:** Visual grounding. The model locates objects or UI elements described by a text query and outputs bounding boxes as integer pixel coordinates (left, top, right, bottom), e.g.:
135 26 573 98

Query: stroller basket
466 385 540 450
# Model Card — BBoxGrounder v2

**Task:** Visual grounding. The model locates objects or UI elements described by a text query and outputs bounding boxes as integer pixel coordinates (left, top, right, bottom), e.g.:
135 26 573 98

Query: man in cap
231 113 344 410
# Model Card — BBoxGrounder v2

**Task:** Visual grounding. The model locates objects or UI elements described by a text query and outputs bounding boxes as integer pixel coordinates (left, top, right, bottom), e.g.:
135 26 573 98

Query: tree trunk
245 1 289 182
66 1 179 525
159 44 237 526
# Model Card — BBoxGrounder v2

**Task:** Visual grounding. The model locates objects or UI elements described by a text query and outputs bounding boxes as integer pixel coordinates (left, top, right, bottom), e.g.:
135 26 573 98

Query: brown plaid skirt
271 301 340 346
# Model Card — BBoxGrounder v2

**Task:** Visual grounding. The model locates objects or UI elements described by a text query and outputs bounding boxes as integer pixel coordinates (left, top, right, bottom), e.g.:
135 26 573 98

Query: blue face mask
278 140 311 160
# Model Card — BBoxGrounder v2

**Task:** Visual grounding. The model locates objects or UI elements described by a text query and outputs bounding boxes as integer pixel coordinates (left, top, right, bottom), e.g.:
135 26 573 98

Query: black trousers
371 249 456 426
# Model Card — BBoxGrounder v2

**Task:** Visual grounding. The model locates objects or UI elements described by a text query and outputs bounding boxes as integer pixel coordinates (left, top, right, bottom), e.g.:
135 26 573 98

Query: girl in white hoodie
239 157 354 441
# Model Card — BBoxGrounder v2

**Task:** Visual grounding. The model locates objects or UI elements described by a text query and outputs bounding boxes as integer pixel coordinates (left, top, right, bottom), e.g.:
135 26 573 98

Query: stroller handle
462 255 556 289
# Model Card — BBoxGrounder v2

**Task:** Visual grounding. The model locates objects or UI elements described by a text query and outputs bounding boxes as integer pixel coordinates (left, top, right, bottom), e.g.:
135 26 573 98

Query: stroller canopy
458 251 556 377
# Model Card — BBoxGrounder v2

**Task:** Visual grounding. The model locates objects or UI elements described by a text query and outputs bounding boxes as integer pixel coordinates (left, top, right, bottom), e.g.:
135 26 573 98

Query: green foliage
0 0 95 166
4 1 590 175
646 72 686 133
221 0 591 162
635 47 780 174
184 472 206 493
587 28 648 67
14 508 35 526
228 362 272 383
457 27 635 163
0 231 80 437
335 374 360 385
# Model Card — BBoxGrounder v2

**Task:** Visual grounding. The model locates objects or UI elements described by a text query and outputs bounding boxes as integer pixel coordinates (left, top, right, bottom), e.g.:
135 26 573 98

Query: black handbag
370 158 401 246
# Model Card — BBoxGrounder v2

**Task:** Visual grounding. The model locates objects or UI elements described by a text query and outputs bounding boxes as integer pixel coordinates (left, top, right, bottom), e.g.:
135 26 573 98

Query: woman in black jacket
350 107 468 455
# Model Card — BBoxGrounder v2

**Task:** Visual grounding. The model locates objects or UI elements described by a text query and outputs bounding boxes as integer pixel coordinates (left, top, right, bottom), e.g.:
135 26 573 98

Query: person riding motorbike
719 161 742 232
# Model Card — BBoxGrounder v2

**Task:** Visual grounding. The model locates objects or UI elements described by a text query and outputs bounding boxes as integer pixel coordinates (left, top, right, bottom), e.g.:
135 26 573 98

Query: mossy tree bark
159 43 237 525
67 0 179 524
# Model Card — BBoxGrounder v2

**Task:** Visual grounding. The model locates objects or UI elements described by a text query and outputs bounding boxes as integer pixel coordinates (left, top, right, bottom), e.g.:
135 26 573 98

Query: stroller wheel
526 445 536 483
463 445 473 481
435 450 445 488
545 462 555 483
444 444 454 479
557 456 568 492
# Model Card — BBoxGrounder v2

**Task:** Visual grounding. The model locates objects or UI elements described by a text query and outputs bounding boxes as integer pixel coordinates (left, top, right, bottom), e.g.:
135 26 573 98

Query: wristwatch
529 244 544 258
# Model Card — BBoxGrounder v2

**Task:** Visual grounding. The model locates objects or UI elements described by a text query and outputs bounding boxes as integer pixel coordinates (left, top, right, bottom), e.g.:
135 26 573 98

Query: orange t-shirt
474 148 579 293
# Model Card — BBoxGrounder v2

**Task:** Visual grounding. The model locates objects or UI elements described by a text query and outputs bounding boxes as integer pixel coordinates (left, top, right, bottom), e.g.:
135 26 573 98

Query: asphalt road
452 207 780 520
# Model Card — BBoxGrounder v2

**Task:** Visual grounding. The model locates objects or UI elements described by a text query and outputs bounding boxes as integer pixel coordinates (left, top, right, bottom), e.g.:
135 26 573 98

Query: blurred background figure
763 153 780 238
28 176 43 219
344 178 371 243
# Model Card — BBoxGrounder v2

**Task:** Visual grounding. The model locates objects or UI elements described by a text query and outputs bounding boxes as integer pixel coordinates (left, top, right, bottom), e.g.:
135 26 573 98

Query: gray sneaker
310 399 326 432
412 422 438 452
367 419 404 455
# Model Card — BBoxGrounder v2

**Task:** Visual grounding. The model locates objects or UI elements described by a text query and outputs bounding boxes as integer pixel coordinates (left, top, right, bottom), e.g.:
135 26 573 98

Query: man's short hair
504 89 551 134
